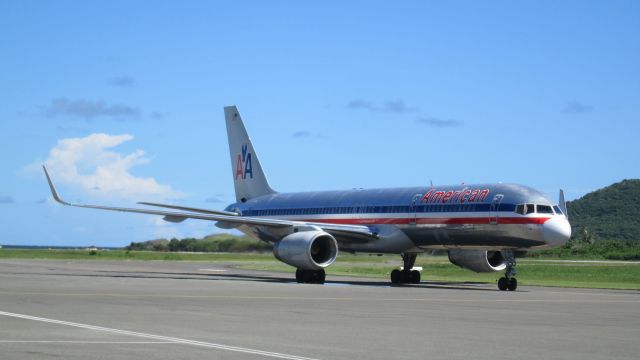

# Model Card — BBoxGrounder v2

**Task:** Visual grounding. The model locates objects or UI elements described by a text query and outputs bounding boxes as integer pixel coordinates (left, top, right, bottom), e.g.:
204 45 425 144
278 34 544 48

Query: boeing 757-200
43 106 571 291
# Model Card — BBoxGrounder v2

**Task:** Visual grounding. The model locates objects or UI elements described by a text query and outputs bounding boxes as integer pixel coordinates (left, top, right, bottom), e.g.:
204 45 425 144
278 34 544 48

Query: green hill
567 179 640 244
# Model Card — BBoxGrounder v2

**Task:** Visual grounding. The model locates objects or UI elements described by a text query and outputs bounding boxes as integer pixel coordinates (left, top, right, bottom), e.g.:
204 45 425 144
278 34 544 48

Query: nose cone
543 217 572 247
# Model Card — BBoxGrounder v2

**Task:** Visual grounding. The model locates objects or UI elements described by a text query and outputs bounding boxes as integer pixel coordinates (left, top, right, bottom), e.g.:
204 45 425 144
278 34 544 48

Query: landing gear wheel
295 269 326 284
498 277 509 291
497 250 518 291
410 270 421 284
391 253 422 285
390 269 401 284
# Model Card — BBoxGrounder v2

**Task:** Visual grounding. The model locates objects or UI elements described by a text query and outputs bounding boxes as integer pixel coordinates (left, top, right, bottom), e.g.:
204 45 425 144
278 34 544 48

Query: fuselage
227 184 571 252
223 183 571 254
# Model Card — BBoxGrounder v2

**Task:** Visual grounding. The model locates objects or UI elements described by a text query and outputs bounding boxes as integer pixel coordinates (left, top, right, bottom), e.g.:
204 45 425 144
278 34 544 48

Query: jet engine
447 249 507 273
273 231 339 270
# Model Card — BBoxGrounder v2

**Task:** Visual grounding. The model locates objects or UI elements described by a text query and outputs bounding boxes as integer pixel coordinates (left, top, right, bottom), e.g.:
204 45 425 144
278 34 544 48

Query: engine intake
447 249 507 273
273 231 339 270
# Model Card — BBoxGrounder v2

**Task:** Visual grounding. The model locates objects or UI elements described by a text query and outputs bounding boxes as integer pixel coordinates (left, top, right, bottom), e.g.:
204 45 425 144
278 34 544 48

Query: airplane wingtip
42 165 69 205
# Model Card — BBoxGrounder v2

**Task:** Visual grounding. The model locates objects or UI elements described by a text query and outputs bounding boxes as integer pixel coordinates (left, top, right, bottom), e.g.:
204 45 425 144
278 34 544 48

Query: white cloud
46 98 139 119
562 101 593 114
416 116 462 127
43 133 184 200
346 99 417 114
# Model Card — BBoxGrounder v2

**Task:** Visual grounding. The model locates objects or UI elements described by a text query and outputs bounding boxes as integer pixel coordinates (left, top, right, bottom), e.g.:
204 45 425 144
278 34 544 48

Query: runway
0 259 638 359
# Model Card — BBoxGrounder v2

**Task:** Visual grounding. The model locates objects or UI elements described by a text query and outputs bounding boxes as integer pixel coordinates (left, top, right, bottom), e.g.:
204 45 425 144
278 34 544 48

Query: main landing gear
295 269 326 284
497 250 518 291
390 253 421 284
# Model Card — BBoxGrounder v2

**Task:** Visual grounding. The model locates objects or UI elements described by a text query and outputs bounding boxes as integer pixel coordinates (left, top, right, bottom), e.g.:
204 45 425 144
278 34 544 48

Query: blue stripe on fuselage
242 203 516 217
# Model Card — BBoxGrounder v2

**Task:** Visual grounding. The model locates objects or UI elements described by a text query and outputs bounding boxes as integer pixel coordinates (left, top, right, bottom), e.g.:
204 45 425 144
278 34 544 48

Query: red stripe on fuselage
298 217 552 225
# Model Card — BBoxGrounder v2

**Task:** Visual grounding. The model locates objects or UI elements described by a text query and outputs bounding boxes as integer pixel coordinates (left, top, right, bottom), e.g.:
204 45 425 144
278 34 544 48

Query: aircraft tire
390 269 401 284
410 270 421 284
296 269 325 284
498 277 509 291
507 278 518 291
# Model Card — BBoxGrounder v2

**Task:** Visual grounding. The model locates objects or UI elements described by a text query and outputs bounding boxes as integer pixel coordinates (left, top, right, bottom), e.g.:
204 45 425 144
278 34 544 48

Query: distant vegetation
566 179 640 244
126 233 272 253
529 179 640 260
529 239 640 260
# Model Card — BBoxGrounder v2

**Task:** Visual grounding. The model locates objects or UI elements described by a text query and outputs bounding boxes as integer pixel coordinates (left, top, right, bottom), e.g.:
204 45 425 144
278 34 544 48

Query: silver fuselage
222 183 571 254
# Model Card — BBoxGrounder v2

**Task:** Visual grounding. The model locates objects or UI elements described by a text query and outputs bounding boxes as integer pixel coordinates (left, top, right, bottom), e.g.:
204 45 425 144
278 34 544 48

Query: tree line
126 234 271 253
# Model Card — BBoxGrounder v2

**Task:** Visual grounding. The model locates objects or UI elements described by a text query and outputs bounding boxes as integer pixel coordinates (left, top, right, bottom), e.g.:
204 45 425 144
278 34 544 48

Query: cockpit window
525 204 536 214
553 206 564 215
515 204 525 215
537 205 553 214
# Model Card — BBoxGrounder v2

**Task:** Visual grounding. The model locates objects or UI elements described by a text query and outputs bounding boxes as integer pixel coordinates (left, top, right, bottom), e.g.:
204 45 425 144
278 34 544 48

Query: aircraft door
410 194 422 225
489 194 504 225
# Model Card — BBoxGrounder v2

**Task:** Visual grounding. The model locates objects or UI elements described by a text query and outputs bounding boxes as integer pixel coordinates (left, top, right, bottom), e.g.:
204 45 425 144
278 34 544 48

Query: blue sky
1 1 638 246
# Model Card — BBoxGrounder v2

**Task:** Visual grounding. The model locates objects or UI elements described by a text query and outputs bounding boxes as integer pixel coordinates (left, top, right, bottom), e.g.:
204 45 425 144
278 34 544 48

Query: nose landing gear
497 250 517 291
390 253 421 284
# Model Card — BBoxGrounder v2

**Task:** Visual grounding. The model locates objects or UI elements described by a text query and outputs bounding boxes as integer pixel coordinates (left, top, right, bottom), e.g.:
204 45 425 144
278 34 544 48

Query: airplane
43 106 572 291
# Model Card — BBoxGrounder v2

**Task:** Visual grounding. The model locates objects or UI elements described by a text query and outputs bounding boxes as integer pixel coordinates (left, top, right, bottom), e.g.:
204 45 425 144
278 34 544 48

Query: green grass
0 248 273 262
236 256 640 290
1 249 639 290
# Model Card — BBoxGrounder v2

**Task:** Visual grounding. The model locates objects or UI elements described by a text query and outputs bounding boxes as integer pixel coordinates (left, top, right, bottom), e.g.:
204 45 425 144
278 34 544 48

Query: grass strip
1 249 638 290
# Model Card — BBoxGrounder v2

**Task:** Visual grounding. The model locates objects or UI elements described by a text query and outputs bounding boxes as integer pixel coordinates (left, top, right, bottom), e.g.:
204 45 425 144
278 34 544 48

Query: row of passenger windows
515 204 563 215
245 203 518 217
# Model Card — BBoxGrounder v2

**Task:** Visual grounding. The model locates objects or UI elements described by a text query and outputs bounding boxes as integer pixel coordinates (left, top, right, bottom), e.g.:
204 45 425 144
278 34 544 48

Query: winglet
42 165 70 206
559 189 568 221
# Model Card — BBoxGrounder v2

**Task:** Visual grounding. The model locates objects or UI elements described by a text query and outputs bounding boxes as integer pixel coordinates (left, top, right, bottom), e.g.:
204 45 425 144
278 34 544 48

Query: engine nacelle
447 249 507 273
273 231 339 270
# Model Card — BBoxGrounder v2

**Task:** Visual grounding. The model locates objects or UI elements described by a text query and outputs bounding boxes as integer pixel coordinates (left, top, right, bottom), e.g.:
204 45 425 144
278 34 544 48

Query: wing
43 166 377 240
137 202 239 216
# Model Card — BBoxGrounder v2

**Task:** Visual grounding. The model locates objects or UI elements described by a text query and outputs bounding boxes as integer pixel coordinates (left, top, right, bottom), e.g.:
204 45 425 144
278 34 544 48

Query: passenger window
525 204 536 214
553 206 564 215
537 205 553 214
515 204 525 215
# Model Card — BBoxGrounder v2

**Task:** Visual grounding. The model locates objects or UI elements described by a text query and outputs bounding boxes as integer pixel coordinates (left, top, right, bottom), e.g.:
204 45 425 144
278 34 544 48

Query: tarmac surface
0 259 638 360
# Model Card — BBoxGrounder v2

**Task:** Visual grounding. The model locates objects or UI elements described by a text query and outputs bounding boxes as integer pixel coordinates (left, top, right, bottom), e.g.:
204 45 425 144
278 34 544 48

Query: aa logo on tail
235 144 253 180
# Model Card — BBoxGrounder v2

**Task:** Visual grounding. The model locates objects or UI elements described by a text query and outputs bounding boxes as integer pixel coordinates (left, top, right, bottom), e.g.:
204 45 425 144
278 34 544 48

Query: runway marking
0 310 319 360
0 291 637 303
0 340 174 344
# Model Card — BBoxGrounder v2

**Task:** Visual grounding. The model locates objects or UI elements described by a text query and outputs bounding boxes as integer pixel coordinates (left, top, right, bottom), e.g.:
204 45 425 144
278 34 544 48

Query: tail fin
559 189 568 221
224 106 276 202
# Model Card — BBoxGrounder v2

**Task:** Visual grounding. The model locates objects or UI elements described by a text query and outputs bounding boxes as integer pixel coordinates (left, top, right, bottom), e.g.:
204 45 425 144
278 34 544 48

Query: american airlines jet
43 106 571 291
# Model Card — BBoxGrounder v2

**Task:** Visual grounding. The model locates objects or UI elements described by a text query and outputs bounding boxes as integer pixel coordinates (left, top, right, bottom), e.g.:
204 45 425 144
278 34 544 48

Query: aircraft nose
543 217 572 247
